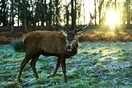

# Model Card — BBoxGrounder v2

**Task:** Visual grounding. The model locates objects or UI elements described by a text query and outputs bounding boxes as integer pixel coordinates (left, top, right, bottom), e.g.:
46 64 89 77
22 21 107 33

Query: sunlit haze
105 9 121 29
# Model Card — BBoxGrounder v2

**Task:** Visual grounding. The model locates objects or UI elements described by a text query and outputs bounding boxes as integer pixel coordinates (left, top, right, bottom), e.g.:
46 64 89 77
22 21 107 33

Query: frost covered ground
0 42 132 88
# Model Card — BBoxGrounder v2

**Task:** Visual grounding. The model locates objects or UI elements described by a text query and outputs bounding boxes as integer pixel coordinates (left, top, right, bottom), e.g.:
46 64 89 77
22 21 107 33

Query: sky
84 0 94 14
84 0 94 23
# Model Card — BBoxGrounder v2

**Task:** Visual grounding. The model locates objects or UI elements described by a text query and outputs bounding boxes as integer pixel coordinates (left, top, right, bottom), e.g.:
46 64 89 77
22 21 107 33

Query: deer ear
61 30 67 36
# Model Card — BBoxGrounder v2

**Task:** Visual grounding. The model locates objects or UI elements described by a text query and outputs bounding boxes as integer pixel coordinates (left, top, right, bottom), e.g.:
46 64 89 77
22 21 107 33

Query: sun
105 9 121 29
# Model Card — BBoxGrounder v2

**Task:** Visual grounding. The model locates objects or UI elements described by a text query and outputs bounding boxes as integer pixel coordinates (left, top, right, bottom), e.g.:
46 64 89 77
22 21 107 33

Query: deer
18 13 92 83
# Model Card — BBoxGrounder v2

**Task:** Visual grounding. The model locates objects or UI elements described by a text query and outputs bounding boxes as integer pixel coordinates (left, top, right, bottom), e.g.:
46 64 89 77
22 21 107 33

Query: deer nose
67 45 71 49
66 45 72 52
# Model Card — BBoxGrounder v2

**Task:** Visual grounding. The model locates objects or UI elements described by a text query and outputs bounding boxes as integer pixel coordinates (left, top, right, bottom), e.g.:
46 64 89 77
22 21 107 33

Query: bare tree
10 0 14 33
71 0 76 29
126 0 130 26
0 0 8 26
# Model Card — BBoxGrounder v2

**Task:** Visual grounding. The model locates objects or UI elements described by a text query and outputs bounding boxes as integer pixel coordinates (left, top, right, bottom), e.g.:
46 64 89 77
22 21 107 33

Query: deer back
22 31 78 57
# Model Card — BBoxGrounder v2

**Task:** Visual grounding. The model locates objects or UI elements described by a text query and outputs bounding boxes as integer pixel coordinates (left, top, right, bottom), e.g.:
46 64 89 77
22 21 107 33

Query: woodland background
0 0 132 87
0 0 131 32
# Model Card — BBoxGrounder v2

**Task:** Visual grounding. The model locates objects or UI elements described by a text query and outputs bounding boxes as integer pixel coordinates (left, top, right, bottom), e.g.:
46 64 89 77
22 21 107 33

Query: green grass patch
0 42 132 87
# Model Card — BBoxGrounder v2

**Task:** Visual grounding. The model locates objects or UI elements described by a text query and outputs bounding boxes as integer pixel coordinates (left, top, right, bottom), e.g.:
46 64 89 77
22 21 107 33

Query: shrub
0 36 9 44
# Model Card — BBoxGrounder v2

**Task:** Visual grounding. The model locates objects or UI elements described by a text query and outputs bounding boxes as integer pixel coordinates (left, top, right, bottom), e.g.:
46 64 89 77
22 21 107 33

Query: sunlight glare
105 10 120 29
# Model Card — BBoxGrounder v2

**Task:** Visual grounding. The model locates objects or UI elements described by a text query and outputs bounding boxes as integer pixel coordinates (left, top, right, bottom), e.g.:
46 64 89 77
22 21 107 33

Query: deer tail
11 37 24 52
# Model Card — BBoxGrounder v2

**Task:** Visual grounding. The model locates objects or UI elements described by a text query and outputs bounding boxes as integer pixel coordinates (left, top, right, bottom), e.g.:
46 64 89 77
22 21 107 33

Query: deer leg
18 55 31 82
60 58 67 82
52 57 61 77
30 55 39 79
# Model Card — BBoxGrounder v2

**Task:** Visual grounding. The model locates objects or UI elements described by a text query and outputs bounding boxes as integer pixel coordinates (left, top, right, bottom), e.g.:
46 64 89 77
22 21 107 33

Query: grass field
0 42 132 88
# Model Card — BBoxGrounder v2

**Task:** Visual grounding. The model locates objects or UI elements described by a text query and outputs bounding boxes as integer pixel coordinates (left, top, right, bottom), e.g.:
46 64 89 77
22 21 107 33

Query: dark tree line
0 0 85 32
0 0 131 32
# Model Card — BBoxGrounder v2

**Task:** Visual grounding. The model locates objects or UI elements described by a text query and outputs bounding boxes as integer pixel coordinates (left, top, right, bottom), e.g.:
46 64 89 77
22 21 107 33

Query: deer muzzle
66 44 72 52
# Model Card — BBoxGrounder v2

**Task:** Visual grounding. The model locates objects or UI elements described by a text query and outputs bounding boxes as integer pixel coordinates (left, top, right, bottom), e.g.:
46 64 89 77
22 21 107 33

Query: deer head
61 28 78 52
62 13 93 52
56 12 93 52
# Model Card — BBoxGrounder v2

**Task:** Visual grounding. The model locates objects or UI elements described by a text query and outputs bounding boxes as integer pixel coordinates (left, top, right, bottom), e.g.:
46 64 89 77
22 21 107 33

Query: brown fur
18 30 79 82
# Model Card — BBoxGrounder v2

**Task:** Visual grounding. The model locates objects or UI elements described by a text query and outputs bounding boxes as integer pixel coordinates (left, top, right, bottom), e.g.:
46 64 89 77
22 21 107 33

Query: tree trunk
24 19 27 32
126 0 130 26
55 0 60 30
98 0 104 25
10 0 14 33
65 5 70 26
71 0 76 30
48 0 52 27
94 0 97 25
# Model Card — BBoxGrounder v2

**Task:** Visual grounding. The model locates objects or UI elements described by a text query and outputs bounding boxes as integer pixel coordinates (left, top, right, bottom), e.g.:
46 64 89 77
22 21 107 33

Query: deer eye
73 38 76 40
72 38 77 42
74 36 77 40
